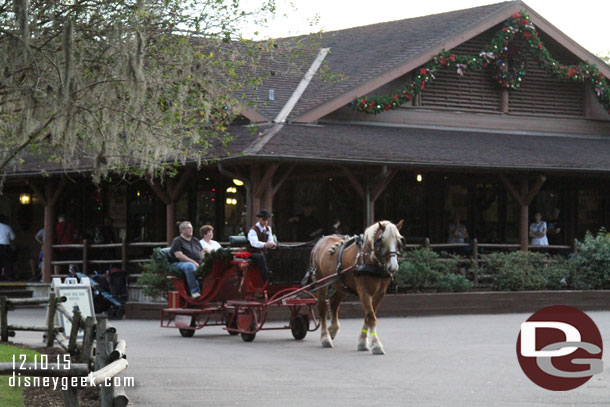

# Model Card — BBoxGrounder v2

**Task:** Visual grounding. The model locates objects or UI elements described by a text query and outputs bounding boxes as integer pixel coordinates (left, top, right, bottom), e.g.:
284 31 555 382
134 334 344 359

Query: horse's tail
302 244 319 286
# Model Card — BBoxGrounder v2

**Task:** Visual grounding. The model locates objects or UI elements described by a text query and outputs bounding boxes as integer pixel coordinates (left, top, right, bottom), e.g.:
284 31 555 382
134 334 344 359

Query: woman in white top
529 212 548 246
199 225 222 255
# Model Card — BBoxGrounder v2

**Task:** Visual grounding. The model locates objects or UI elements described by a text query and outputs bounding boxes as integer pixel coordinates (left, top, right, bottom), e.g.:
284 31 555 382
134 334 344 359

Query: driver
246 209 276 282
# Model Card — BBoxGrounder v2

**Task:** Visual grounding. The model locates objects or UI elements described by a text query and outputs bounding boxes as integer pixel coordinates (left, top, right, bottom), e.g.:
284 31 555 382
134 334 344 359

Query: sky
242 0 610 56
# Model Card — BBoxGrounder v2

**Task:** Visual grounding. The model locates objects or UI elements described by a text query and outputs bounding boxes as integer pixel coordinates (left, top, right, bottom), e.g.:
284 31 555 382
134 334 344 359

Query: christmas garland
352 11 610 115
195 247 233 279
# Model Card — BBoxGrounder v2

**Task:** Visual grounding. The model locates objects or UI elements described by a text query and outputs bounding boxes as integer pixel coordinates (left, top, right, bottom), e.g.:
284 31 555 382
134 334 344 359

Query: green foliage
137 248 178 299
569 229 610 289
481 251 569 291
0 344 41 407
195 248 233 279
395 249 472 292
0 0 281 182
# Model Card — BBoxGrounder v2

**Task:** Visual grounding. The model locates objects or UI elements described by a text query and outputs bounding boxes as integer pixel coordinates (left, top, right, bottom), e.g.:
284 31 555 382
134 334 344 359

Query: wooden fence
49 238 578 288
0 294 130 407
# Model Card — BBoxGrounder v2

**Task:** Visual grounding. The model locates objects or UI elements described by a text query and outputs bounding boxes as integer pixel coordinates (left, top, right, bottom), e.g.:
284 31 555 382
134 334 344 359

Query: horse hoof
371 345 386 355
321 337 334 348
357 343 370 352
329 327 339 340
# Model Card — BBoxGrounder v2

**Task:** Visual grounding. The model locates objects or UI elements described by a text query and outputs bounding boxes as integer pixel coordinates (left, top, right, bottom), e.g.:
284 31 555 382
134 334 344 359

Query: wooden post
572 238 578 253
121 238 128 272
472 238 479 286
81 317 95 366
82 239 88 275
519 178 529 252
30 178 68 282
96 317 116 407
43 202 56 282
68 308 82 357
499 174 546 253
166 201 176 246
500 89 509 113
62 387 80 407
424 238 430 249
0 297 7 342
45 293 57 347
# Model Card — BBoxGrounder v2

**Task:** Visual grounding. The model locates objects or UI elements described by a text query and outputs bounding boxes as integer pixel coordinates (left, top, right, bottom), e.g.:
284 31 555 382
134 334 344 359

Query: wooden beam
256 164 279 198
169 167 195 201
148 180 171 205
28 182 47 206
524 174 547 206
371 168 397 202
49 177 68 206
272 164 296 197
499 174 523 206
340 167 365 199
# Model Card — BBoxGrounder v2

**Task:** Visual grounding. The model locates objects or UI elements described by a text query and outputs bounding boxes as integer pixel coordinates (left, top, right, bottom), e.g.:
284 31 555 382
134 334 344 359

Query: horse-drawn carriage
160 241 320 342
161 220 404 354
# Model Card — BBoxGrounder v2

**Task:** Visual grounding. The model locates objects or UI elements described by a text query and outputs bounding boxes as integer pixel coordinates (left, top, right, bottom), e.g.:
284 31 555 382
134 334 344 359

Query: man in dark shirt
288 202 323 241
170 221 203 298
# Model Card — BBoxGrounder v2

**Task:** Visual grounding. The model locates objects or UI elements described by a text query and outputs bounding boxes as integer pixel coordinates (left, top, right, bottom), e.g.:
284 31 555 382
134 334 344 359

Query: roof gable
245 1 610 123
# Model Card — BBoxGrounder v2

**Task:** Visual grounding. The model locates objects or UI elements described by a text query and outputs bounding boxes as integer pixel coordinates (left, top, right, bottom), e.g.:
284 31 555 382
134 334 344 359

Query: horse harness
331 234 395 293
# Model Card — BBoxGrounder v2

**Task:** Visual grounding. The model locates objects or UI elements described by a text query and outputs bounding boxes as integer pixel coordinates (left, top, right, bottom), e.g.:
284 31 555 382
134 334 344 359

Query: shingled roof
225 122 610 173
245 0 610 124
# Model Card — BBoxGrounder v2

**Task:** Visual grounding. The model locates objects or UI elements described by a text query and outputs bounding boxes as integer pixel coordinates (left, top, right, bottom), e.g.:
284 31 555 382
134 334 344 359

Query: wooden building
3 1 610 282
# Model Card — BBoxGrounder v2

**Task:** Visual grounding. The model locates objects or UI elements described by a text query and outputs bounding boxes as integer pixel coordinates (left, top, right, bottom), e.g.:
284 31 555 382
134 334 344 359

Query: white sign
52 277 96 339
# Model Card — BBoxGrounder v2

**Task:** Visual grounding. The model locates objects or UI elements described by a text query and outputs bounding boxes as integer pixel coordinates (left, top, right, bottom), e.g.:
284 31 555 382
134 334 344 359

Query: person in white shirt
529 212 549 246
0 215 16 280
246 209 276 282
199 225 222 255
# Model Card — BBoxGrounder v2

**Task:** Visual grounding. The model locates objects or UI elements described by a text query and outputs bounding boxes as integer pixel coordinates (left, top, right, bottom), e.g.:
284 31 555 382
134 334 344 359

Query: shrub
480 251 571 291
137 248 178 299
569 229 610 289
395 249 470 292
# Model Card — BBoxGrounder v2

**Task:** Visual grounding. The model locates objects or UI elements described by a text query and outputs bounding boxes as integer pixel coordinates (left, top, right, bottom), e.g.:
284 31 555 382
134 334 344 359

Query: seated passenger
170 221 203 298
199 224 222 256
246 209 276 282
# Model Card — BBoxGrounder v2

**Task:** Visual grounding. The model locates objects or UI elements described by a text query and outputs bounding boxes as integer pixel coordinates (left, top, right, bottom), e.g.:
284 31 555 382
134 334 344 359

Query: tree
0 0 278 183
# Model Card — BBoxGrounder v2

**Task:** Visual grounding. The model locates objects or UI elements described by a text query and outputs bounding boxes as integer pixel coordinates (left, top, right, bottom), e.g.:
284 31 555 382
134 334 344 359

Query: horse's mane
363 221 403 262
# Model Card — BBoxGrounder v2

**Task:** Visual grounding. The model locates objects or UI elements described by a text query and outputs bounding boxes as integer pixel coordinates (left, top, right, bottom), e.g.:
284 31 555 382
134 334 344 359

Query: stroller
76 269 127 320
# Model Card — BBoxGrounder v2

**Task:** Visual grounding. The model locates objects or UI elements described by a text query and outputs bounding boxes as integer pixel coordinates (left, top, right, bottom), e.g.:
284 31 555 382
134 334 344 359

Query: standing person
529 212 549 246
169 221 203 298
288 202 323 241
547 208 562 244
0 215 16 280
54 214 77 274
199 225 222 255
246 209 276 282
448 215 469 244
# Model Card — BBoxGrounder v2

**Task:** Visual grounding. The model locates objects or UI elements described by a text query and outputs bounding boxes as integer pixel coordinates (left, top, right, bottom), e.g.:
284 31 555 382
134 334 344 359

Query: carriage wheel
226 317 239 336
240 309 258 342
179 317 196 338
291 314 308 340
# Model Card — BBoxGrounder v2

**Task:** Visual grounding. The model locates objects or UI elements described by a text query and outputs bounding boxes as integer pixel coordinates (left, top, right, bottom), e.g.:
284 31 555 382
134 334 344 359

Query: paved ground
5 307 610 406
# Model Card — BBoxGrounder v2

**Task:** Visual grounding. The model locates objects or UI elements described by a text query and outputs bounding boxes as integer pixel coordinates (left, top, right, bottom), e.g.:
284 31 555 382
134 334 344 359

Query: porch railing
49 238 578 290
51 239 167 274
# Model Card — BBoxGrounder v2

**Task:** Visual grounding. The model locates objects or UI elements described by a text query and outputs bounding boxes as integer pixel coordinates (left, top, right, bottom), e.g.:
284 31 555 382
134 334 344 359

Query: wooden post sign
52 277 96 340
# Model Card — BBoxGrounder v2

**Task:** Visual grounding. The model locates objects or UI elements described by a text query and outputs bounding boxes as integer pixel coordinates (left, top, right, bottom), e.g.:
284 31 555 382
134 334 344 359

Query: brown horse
309 220 403 355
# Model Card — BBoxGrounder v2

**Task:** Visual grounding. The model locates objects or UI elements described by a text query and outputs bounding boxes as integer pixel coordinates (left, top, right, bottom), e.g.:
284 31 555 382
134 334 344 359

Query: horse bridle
366 235 400 273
